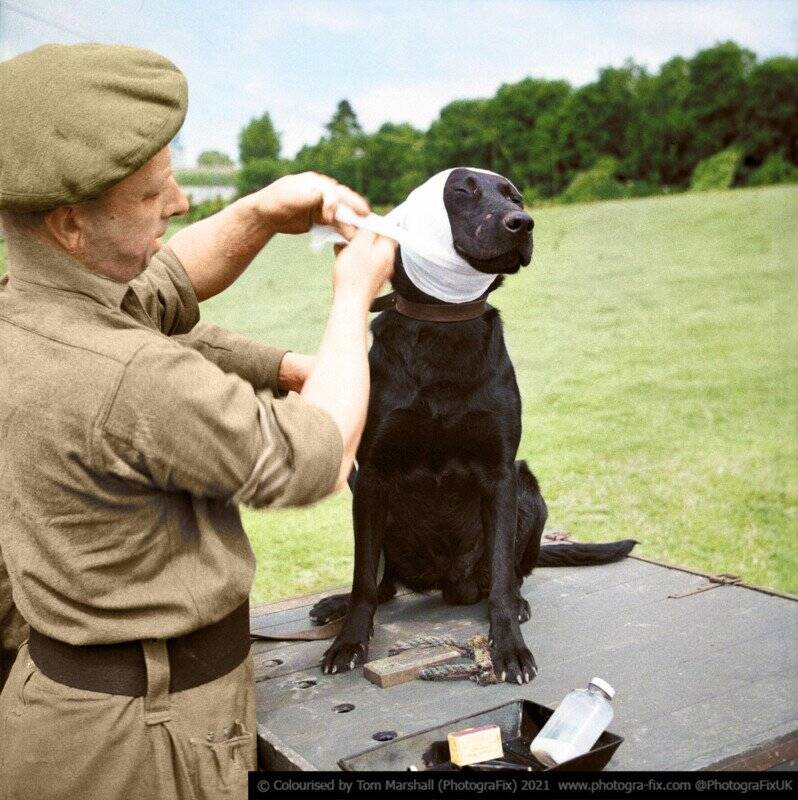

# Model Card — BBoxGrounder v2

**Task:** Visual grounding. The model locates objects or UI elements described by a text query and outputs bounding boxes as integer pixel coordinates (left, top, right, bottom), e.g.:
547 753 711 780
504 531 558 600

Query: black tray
338 699 623 771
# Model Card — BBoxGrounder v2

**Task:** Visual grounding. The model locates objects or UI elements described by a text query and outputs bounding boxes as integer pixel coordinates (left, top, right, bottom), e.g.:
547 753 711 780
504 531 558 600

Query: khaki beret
0 44 188 212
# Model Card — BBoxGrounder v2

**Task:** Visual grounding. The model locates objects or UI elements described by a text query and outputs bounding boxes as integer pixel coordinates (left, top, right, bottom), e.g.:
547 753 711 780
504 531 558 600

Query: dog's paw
489 616 537 684
517 597 531 623
309 594 350 625
321 638 369 675
492 642 538 685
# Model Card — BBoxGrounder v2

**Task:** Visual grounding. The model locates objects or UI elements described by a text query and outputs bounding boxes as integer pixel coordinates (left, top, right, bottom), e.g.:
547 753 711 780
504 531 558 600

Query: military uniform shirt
0 232 343 645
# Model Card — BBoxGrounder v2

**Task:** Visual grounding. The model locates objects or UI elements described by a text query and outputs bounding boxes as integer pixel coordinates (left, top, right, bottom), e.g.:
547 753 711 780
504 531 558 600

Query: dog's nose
502 210 534 234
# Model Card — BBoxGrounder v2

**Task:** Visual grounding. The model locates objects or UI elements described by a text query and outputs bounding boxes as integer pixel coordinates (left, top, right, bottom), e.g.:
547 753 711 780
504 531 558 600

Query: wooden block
448 724 504 766
363 646 461 688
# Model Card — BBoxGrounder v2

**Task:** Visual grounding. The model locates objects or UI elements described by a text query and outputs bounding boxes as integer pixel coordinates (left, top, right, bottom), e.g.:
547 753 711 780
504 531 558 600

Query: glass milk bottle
530 678 615 766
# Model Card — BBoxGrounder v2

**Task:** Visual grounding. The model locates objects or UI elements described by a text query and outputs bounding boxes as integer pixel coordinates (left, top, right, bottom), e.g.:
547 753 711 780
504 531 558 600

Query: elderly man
0 43 393 799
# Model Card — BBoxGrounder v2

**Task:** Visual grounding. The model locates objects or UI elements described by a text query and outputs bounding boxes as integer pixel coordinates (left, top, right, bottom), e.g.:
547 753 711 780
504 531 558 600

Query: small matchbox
447 724 504 767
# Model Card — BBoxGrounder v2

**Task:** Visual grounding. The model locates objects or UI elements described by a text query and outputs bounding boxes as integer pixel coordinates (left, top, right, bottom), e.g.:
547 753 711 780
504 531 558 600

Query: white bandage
310 168 500 303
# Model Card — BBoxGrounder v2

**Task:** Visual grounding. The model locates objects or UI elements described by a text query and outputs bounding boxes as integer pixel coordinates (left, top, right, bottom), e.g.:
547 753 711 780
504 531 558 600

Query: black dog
314 168 636 683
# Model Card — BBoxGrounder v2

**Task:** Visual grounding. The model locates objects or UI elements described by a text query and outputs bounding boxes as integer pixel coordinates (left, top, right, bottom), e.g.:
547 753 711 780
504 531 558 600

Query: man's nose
168 182 190 217
502 210 534 234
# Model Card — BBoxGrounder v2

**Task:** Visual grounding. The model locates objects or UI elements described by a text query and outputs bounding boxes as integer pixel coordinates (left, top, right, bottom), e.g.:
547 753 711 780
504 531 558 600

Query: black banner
249 771 794 799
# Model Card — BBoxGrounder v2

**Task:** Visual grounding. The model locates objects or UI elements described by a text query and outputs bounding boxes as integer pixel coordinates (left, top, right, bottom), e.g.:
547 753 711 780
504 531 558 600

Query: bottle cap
589 677 615 699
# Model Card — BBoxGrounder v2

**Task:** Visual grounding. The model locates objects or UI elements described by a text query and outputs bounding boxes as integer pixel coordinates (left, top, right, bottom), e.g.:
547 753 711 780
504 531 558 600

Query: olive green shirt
0 232 343 645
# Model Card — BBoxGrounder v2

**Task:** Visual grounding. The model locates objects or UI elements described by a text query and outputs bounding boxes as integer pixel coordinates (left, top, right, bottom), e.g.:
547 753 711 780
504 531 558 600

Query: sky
1 0 796 165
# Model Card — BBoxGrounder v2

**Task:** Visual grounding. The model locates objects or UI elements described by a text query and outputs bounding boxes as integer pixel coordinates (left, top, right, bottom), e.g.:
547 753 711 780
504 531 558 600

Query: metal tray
338 699 623 771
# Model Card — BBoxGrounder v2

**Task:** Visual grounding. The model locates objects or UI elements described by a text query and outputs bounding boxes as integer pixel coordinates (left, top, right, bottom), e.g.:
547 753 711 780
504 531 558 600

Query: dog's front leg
322 468 386 674
483 468 537 684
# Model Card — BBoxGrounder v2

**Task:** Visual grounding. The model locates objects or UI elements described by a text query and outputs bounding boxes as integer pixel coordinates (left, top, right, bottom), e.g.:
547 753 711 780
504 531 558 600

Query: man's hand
254 172 370 238
332 231 396 302
277 352 317 393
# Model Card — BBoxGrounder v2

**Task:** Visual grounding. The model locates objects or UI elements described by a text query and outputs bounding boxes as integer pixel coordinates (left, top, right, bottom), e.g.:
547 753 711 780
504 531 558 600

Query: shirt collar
5 230 131 309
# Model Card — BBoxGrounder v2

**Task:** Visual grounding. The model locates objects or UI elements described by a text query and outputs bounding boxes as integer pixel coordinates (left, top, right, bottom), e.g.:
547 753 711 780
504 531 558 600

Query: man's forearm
167 173 369 303
300 291 371 490
168 194 271 302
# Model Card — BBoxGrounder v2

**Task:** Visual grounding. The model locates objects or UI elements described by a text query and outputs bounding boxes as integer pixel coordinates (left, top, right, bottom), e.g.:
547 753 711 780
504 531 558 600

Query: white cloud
616 0 797 57
297 4 377 33
241 0 387 42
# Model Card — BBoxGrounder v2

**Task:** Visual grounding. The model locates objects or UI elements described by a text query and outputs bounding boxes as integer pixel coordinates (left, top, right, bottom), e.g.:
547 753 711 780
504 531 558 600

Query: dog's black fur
314 168 636 683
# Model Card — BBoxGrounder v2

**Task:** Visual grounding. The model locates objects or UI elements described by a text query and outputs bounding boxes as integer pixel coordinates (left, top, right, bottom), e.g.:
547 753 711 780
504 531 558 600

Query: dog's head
443 168 533 274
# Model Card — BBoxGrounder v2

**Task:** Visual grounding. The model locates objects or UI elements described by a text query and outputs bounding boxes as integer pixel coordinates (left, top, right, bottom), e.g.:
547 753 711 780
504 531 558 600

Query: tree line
231 41 796 206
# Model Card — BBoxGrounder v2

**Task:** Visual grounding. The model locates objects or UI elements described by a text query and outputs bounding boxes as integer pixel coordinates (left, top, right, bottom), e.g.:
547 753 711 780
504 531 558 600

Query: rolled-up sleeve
128 246 200 335
96 342 342 509
173 323 289 393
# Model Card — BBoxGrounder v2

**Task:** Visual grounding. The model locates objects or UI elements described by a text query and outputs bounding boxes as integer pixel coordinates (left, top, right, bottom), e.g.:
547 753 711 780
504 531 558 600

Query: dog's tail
536 539 638 567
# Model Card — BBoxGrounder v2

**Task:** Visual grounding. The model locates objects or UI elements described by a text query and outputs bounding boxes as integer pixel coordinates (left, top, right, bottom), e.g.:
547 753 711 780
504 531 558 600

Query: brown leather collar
369 291 487 322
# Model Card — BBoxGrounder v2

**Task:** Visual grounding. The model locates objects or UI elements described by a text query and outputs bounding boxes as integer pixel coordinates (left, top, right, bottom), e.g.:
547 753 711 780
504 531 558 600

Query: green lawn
2 185 796 599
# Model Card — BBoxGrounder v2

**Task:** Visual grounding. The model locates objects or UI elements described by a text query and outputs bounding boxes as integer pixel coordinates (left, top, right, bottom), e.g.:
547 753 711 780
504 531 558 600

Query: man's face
75 146 189 282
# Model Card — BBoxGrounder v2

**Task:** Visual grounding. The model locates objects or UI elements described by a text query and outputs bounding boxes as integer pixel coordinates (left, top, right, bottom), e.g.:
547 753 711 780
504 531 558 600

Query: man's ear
43 205 84 253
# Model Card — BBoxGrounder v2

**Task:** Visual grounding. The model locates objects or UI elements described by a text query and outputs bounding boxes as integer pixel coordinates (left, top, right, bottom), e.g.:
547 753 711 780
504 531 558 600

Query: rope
390 633 499 685
389 635 471 656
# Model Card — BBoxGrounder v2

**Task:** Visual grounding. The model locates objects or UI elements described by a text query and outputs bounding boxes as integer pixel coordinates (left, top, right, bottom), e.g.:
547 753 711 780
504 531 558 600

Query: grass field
2 185 796 600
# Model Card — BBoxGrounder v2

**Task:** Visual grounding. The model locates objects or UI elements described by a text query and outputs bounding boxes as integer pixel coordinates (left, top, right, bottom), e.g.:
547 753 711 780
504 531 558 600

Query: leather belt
28 600 251 697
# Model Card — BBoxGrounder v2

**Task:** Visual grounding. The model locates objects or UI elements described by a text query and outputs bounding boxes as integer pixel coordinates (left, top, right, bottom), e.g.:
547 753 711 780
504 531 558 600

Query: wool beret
0 43 188 212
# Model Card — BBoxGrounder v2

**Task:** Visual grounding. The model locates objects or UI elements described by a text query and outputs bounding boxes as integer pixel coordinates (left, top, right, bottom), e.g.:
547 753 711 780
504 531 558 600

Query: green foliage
690 147 743 191
292 136 365 193
490 78 572 197
175 169 236 187
424 98 497 172
283 100 370 194
181 195 228 223
324 99 363 139
747 152 798 186
554 61 646 190
237 41 796 208
239 112 281 164
560 157 627 204
739 56 798 165
177 186 798 600
685 42 755 166
235 158 288 197
360 123 427 205
629 56 694 185
522 186 544 207
197 150 234 167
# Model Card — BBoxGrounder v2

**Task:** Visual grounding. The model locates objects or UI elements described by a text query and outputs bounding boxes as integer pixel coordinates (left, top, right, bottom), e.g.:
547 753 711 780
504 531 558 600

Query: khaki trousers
0 641 257 800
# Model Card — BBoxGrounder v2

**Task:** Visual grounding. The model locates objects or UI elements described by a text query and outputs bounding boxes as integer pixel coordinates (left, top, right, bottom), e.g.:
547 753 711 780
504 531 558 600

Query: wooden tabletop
250 555 798 771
